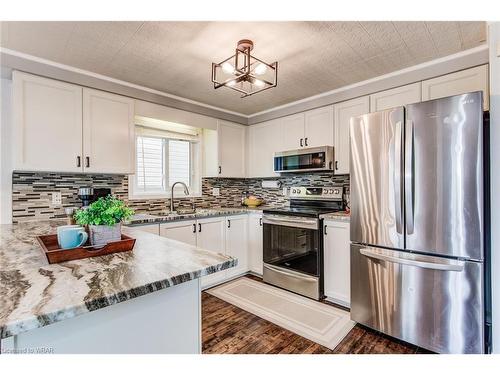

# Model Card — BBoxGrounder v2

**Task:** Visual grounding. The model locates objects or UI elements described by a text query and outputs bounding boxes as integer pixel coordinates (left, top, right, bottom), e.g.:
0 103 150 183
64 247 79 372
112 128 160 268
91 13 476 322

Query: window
131 122 201 199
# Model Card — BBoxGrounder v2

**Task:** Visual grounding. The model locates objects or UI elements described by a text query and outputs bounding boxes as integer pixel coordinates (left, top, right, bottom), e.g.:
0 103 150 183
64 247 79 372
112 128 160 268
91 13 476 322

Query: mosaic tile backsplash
11 171 349 223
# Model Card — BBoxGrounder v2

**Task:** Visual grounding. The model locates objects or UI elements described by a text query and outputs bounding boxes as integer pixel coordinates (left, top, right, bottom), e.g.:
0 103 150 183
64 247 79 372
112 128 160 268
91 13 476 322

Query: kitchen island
0 220 236 354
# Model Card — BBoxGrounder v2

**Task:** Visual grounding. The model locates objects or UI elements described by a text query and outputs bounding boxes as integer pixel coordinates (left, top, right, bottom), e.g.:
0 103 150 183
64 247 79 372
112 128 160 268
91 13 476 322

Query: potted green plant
74 196 134 246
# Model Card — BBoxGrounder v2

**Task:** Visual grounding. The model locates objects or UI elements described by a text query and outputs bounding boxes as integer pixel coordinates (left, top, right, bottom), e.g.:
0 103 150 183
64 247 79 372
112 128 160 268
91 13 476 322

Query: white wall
134 99 218 130
0 78 13 224
489 22 500 353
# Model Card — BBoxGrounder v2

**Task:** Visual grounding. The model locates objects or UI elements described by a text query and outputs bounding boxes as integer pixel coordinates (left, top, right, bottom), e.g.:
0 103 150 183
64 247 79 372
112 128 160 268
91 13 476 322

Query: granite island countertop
0 220 236 339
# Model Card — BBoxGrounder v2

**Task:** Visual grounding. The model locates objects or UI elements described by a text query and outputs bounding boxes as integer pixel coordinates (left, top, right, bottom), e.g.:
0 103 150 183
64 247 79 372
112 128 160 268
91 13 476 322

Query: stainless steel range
262 186 345 300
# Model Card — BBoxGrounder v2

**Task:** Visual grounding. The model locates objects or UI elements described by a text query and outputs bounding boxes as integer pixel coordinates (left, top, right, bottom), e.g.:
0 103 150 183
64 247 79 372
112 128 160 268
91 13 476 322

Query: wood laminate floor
202 276 433 354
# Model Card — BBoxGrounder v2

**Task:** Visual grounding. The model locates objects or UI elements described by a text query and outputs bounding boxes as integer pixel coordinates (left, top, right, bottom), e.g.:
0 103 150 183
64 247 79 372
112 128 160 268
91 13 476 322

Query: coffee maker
78 187 111 207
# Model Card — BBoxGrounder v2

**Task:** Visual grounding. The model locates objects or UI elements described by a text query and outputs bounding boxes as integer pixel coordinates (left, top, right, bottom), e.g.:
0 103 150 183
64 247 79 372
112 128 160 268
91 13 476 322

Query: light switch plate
212 188 220 196
51 192 62 205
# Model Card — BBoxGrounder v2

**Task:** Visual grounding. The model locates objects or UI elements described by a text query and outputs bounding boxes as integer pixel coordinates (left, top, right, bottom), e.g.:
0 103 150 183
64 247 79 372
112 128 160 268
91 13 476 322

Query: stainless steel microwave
273 146 334 173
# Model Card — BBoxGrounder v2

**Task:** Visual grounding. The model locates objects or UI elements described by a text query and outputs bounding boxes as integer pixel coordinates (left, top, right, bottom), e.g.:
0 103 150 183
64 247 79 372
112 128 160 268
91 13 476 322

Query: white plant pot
89 223 122 246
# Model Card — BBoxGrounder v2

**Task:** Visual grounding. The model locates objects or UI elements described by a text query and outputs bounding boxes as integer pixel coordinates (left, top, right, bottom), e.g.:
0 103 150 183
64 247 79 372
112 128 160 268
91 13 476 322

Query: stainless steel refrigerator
349 92 487 354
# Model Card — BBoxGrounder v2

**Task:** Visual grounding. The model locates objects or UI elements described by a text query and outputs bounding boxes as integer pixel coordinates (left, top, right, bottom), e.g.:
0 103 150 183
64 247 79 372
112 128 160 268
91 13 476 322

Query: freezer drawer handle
359 248 465 272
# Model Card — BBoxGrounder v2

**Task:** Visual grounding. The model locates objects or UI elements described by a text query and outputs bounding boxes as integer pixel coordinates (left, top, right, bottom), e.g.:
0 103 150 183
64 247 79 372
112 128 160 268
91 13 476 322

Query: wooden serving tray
36 234 136 264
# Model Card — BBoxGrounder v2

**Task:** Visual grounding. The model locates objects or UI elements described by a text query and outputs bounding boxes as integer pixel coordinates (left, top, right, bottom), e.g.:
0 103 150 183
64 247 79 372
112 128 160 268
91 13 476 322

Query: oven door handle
262 215 319 230
263 264 318 282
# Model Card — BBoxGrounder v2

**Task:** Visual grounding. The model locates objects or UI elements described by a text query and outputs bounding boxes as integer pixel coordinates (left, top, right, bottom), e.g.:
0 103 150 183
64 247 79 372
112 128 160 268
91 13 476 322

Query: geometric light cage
211 39 278 98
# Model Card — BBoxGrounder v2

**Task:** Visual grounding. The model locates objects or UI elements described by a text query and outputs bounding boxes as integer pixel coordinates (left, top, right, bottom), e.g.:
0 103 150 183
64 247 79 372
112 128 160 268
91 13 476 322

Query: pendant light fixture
211 39 278 98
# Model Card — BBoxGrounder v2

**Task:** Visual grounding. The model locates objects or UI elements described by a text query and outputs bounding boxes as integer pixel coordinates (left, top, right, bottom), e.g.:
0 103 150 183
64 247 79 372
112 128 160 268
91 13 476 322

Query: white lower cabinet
160 220 197 246
248 213 263 275
225 215 248 278
158 214 261 289
132 224 160 235
323 220 351 307
193 217 227 288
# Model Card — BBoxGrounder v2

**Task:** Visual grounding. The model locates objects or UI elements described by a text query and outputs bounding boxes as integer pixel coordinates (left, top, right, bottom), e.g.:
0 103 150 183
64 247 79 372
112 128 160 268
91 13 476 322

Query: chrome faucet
170 181 190 213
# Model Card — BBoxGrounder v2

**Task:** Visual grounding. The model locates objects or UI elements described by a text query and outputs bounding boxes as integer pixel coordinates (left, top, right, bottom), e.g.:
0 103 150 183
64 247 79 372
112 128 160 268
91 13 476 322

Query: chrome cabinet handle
198 223 202 232
192 223 196 233
218 166 221 175
227 219 231 229
76 156 81 168
405 120 415 234
259 218 262 226
300 138 303 147
324 224 328 235
360 248 464 272
394 120 403 234
85 156 90 168
305 137 308 146
335 161 338 170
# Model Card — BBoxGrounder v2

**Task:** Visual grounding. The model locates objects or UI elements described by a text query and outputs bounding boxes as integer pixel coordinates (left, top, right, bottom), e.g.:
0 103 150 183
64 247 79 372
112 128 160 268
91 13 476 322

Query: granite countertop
320 211 351 222
0 220 236 339
125 206 270 226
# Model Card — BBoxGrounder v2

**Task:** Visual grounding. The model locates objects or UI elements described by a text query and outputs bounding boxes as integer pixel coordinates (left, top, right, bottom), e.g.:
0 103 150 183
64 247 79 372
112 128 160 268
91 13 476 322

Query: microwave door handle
359 248 464 272
405 120 415 234
394 121 403 234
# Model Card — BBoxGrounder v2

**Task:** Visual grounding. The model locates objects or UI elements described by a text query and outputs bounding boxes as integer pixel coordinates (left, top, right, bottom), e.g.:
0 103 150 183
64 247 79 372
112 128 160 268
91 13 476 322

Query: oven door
262 214 321 276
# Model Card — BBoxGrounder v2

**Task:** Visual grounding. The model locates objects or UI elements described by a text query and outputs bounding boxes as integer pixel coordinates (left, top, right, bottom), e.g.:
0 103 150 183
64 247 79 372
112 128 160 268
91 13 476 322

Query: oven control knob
292 189 296 194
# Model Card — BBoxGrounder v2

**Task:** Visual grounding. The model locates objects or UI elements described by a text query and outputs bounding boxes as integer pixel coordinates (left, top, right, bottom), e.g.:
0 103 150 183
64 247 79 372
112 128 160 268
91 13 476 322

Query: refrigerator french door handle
394 121 403 234
405 120 415 234
359 248 465 272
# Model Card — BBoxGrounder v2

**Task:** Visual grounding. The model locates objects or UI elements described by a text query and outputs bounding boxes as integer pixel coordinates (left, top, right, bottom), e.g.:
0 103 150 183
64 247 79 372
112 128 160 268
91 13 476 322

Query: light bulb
254 79 265 87
226 80 236 87
254 63 267 75
222 62 234 74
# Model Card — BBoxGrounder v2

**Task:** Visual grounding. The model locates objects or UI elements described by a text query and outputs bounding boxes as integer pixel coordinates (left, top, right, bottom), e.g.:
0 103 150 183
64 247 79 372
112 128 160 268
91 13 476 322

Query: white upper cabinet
225 215 248 278
370 82 422 112
247 119 282 178
281 113 305 150
304 105 334 147
83 88 135 174
422 65 489 110
333 96 369 175
217 120 246 178
12 72 135 174
13 71 83 172
280 106 333 150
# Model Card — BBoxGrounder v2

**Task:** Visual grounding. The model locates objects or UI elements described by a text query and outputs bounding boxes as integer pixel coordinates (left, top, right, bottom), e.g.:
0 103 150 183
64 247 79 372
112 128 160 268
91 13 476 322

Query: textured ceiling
0 21 487 115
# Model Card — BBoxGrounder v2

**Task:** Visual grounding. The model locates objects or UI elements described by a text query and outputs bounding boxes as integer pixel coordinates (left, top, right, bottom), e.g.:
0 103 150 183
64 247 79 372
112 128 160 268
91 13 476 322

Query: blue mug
57 225 88 249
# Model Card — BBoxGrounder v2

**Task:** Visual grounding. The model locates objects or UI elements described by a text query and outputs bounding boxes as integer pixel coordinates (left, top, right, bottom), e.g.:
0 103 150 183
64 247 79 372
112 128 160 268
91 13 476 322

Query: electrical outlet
212 188 220 196
51 192 62 205
282 187 288 196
